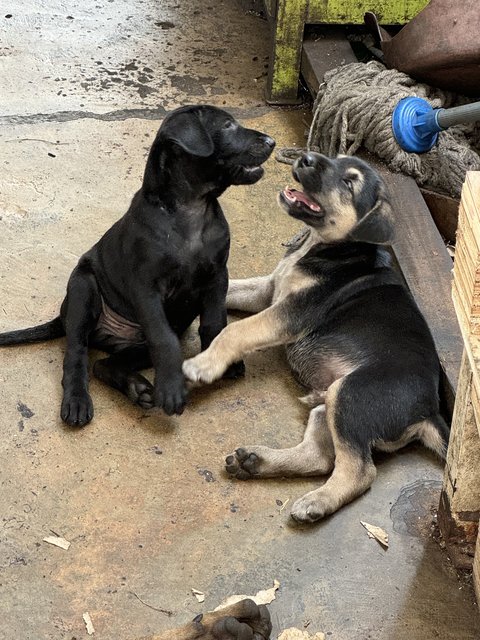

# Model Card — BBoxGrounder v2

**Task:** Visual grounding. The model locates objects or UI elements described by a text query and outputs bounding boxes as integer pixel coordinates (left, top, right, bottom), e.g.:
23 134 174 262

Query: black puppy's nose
299 152 317 167
263 135 276 149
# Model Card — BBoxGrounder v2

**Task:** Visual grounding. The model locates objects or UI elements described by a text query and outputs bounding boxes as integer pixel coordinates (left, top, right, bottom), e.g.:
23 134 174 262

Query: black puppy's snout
299 152 317 168
263 135 276 149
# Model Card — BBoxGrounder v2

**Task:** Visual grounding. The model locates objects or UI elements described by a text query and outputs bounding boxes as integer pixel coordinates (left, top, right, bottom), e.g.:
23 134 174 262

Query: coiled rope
277 61 480 198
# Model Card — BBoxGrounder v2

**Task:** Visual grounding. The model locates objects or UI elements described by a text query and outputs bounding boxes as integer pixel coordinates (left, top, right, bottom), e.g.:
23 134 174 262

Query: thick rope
277 61 480 198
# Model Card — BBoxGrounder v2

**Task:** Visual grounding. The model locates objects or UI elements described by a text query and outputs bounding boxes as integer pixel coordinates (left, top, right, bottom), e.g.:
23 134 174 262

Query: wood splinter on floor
191 588 205 603
360 521 389 548
83 612 95 635
42 535 71 550
278 629 325 639
214 579 280 610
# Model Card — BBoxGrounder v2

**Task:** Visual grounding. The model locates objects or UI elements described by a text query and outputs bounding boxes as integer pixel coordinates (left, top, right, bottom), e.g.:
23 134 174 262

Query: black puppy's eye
223 120 234 130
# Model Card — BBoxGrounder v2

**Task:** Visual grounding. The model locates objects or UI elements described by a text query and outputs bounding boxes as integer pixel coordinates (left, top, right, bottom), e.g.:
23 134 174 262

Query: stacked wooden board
453 173 480 336
440 171 480 601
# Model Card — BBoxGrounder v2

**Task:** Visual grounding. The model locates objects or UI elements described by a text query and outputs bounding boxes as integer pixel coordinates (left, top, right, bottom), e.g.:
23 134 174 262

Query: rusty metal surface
378 0 480 95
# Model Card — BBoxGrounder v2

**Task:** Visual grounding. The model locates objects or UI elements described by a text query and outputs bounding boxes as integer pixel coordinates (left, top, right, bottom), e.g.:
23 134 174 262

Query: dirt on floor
1 2 479 639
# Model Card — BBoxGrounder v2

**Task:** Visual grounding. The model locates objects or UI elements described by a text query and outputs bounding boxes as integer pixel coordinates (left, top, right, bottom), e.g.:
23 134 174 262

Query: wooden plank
301 29 355 97
453 174 480 338
301 33 463 402
420 187 459 244
375 163 462 396
475 532 480 605
438 350 480 568
265 0 309 104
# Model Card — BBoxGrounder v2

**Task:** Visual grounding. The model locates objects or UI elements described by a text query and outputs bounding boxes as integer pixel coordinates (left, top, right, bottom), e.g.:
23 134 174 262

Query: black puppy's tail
0 317 65 345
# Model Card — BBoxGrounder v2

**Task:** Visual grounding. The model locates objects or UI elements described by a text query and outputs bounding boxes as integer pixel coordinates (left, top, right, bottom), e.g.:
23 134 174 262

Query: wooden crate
263 0 429 103
439 172 480 603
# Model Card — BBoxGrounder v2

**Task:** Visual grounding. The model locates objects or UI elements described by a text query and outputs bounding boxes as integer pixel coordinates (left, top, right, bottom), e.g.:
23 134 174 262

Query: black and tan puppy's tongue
283 187 321 212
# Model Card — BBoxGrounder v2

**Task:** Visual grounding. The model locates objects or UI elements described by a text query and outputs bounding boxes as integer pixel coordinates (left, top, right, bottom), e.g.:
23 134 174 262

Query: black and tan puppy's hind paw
140 599 272 640
225 448 262 480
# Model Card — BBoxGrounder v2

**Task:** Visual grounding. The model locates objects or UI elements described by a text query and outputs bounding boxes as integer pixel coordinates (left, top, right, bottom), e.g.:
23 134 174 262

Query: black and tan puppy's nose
299 152 317 167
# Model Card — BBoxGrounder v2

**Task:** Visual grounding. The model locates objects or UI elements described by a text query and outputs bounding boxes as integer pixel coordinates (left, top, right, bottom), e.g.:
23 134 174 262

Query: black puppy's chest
162 224 228 288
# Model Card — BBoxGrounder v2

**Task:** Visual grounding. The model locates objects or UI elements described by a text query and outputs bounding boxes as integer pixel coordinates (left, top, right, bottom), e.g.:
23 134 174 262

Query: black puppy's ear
349 187 395 245
161 112 214 158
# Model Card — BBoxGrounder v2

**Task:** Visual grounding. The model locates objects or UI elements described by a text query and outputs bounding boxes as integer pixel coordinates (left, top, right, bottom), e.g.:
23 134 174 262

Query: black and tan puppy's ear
349 185 395 245
161 111 214 158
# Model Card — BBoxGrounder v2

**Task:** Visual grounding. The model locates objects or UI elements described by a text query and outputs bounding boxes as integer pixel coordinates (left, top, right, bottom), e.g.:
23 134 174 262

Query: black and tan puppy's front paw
225 448 262 480
182 351 228 384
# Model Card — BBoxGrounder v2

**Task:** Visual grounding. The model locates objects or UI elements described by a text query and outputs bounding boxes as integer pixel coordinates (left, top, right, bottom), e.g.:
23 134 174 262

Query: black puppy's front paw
223 360 245 380
61 392 93 427
154 377 188 416
126 373 154 409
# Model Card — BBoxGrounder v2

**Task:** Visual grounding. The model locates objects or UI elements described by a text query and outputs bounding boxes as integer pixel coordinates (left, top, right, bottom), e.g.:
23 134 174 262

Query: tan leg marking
183 302 294 384
226 276 274 313
290 378 376 522
226 405 335 479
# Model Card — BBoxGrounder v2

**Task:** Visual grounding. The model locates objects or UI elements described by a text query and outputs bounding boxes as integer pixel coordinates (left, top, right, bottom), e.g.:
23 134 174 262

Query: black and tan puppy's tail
420 413 450 460
0 317 65 345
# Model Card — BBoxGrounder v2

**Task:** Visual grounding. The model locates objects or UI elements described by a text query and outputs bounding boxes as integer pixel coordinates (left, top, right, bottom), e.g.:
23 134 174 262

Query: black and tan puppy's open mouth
280 186 323 218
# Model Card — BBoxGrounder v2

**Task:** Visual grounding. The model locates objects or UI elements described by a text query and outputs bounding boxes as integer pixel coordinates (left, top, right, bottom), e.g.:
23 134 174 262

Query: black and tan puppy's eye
342 178 354 192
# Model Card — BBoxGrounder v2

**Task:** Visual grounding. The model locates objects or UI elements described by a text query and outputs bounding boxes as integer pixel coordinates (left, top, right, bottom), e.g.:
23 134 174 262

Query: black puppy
0 105 275 427
183 153 449 522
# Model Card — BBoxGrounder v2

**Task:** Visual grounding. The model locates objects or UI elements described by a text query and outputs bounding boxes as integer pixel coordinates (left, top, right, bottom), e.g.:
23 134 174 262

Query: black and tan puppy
0 105 274 427
183 153 449 523
138 599 272 640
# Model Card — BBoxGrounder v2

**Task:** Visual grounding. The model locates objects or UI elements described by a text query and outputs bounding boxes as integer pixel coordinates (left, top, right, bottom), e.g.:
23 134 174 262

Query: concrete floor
1 1 479 639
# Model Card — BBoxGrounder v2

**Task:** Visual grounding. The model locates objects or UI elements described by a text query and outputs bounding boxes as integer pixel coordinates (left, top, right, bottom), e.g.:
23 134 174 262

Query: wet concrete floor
1 1 479 638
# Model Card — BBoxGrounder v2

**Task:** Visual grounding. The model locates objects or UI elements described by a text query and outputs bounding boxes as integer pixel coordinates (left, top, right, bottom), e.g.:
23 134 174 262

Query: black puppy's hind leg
60 264 102 427
93 345 154 409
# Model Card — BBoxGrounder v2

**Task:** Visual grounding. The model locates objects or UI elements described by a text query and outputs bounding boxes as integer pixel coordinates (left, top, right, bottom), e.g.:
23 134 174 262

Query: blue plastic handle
392 96 480 153
392 97 439 153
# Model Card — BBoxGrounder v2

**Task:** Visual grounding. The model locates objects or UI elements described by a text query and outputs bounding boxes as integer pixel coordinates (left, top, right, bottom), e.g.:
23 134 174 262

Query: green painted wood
266 0 309 104
265 0 429 103
308 0 428 24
